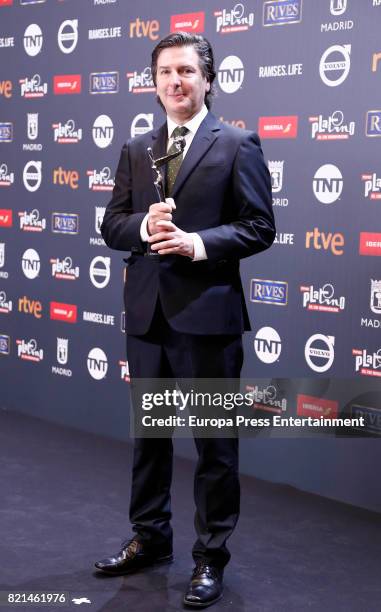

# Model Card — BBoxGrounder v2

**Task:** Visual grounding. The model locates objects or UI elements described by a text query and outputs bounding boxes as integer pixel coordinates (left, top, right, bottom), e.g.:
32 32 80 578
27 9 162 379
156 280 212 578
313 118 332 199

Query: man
96 32 275 608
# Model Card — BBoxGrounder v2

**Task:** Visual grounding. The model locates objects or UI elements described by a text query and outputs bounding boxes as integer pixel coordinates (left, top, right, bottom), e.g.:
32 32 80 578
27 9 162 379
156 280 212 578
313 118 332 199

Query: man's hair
151 32 216 109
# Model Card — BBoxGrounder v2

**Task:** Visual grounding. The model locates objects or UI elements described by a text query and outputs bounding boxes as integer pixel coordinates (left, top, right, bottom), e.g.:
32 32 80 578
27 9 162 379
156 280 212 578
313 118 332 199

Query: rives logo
0 123 13 143
263 0 302 27
52 212 79 235
250 279 288 305
90 71 119 94
0 334 10 356
366 111 381 137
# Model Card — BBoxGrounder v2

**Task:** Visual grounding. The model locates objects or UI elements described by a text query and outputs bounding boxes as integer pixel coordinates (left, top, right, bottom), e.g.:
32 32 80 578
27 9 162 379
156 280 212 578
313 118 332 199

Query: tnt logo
23 24 43 56
254 327 282 364
217 56 244 93
87 347 108 380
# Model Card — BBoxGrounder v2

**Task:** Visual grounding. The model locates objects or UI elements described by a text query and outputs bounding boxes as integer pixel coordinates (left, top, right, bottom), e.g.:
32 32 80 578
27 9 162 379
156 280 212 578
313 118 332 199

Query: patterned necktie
166 126 189 197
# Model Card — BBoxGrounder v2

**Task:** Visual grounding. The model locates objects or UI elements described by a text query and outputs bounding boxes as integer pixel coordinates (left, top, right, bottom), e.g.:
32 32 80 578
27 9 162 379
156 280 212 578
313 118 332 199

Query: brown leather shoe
183 561 223 608
94 537 173 575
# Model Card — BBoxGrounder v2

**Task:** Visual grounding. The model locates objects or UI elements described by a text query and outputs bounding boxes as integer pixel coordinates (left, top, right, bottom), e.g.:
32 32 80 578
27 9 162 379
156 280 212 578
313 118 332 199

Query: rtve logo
18 295 42 318
305 228 344 255
129 17 159 40
0 80 12 98
53 166 79 189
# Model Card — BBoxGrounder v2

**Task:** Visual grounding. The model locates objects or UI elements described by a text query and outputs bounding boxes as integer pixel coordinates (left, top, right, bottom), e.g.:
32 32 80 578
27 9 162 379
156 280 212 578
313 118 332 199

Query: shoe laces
193 560 220 580
120 537 140 558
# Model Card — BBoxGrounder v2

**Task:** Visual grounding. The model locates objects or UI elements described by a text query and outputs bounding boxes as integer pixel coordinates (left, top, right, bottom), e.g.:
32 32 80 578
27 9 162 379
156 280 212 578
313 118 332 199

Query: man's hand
148 220 195 258
147 198 176 236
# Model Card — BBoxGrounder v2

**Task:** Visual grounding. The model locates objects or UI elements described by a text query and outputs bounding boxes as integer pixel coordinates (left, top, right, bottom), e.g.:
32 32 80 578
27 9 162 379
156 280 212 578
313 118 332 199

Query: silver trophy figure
145 136 186 255
147 135 186 202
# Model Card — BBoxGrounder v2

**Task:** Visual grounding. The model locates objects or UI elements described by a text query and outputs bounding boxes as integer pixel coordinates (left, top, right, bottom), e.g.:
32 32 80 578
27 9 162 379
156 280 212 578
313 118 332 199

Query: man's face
155 45 210 123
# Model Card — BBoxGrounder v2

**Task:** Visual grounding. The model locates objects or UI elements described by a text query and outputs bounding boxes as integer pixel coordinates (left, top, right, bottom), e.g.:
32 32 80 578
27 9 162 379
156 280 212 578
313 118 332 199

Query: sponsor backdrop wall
1 0 381 510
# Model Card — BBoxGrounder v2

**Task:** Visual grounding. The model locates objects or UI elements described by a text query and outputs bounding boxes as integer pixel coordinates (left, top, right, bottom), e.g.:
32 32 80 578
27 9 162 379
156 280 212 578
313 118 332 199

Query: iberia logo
258 116 298 139
53 75 81 95
170 12 205 33
50 301 77 323
0 209 12 227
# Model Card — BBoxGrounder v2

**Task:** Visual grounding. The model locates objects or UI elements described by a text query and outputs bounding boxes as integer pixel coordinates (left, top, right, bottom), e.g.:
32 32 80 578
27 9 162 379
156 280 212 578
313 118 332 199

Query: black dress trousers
126 299 243 569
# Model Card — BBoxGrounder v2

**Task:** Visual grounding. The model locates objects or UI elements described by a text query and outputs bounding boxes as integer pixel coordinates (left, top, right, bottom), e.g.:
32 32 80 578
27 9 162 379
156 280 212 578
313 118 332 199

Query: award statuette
147 135 186 202
146 135 186 255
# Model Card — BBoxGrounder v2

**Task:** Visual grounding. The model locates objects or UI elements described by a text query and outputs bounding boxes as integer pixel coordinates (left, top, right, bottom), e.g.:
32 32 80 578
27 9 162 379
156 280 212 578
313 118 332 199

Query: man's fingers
148 230 176 244
154 220 176 231
151 238 179 251
165 197 176 210
149 202 173 213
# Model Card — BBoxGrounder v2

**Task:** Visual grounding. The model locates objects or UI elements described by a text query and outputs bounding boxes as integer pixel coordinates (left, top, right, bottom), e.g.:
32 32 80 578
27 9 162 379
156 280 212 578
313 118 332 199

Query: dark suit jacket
101 112 275 336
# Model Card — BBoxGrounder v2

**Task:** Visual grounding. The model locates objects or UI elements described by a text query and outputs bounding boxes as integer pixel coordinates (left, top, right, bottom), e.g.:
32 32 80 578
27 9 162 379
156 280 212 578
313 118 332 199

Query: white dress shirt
140 104 208 261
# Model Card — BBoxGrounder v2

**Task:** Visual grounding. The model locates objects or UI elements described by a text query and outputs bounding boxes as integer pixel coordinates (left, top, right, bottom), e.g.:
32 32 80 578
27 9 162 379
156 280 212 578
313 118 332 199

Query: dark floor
0 409 381 612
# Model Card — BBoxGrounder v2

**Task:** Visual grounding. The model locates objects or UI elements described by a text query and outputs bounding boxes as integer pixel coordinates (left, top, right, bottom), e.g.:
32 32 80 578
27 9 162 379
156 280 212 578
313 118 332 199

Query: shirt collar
167 104 208 139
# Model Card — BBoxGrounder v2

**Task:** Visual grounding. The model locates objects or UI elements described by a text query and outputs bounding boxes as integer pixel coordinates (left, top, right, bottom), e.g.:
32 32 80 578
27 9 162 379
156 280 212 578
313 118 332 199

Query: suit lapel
171 113 221 199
